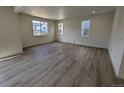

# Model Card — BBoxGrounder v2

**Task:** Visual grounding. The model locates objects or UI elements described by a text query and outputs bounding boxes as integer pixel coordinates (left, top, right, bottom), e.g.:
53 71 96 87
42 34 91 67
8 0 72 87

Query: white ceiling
15 6 116 20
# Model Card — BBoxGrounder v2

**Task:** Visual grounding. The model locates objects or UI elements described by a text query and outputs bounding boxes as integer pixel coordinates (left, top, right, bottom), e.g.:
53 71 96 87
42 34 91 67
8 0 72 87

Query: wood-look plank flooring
0 42 124 87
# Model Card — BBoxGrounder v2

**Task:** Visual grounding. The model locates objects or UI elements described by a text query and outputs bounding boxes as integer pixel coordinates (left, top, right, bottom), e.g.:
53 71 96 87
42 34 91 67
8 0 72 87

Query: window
58 23 64 35
32 20 48 36
81 19 90 37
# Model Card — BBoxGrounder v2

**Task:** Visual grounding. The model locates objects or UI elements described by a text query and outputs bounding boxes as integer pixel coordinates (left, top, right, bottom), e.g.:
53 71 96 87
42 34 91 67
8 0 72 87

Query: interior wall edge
108 6 124 80
108 49 118 77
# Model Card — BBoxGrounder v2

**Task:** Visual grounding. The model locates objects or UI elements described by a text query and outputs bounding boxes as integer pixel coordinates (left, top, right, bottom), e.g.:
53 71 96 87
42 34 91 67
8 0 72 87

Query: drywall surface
119 53 124 79
56 12 114 48
18 14 56 48
0 7 22 59
108 7 124 79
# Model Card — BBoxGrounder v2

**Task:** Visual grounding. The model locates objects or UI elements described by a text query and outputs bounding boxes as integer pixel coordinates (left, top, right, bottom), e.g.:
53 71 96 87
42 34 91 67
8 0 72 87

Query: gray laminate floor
0 42 124 87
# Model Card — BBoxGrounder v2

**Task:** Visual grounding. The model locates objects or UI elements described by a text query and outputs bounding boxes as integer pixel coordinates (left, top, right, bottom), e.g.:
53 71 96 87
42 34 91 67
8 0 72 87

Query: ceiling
14 6 116 20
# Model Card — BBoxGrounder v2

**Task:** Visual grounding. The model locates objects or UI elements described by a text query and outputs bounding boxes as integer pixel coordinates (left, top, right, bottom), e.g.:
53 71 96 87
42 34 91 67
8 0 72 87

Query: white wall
56 11 114 48
0 7 23 59
108 7 124 79
119 53 124 79
18 14 56 48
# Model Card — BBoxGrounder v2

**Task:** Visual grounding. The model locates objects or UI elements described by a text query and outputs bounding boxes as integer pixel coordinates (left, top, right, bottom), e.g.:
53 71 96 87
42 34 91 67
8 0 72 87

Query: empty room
0 6 124 87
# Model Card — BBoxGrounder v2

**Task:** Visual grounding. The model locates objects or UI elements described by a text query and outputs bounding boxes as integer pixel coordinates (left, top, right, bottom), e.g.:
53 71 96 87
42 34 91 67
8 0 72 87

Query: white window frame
81 19 90 37
58 23 64 35
32 20 48 36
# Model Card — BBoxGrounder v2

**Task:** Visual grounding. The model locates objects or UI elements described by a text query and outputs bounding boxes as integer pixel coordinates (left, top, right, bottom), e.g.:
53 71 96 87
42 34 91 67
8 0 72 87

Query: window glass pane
41 22 48 33
81 20 90 37
32 20 41 26
33 25 41 31
58 23 63 35
32 20 48 36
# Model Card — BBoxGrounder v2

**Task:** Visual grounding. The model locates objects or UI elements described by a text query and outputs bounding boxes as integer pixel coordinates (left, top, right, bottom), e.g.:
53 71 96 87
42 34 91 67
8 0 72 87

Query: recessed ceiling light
92 11 96 14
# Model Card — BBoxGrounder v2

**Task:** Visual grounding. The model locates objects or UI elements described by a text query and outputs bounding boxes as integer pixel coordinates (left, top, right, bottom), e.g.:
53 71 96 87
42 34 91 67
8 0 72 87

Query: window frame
58 23 64 35
81 19 91 37
32 20 48 36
